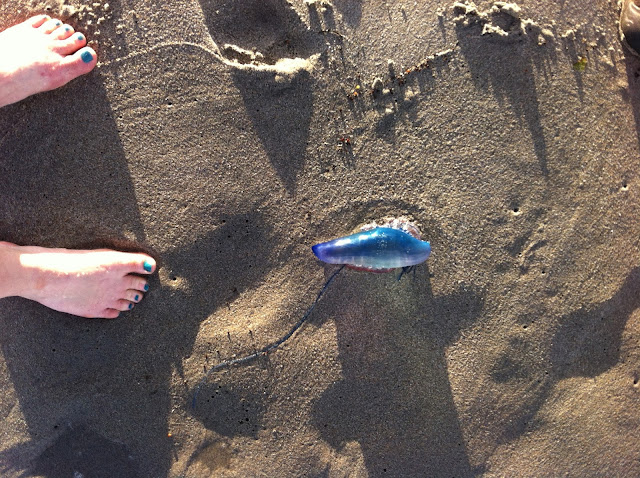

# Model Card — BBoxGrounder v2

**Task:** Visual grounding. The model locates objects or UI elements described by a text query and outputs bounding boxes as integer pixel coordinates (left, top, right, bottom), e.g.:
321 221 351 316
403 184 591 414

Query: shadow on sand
454 13 556 177
484 266 640 447
198 0 323 195
0 71 151 475
311 268 484 477
0 57 280 476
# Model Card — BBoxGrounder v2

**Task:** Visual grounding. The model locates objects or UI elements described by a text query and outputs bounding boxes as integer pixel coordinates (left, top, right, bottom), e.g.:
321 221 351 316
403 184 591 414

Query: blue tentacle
397 265 417 281
192 265 345 409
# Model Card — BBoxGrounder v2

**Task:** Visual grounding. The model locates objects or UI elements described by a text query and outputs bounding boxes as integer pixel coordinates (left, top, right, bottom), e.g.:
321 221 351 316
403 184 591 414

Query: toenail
55 20 61 26
76 33 84 41
65 26 71 31
143 260 153 272
81 50 93 63
135 295 139 301
128 303 133 310
144 284 149 291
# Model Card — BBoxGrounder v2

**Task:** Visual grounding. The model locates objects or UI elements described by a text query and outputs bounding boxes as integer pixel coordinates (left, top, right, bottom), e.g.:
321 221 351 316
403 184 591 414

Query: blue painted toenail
144 284 149 291
76 33 84 41
128 303 133 310
143 261 153 272
135 295 139 301
81 50 93 63
65 26 71 31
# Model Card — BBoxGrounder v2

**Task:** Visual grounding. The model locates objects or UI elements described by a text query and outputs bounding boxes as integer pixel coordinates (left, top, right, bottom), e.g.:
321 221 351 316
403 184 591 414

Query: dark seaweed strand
192 265 345 408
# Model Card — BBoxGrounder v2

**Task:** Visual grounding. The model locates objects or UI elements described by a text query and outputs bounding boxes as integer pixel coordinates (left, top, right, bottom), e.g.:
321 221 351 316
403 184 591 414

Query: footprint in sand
198 0 323 67
452 0 553 44
195 0 322 194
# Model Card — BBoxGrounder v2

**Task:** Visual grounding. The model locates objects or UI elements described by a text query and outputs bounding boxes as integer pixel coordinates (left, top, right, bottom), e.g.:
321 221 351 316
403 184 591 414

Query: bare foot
0 242 156 319
0 15 97 107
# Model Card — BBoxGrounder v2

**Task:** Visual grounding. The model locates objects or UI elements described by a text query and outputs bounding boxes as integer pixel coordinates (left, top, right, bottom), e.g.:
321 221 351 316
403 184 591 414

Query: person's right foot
621 0 640 57
0 15 97 108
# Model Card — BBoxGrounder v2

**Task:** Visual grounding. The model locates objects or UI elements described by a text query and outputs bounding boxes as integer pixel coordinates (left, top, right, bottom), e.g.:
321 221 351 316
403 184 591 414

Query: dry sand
0 0 639 476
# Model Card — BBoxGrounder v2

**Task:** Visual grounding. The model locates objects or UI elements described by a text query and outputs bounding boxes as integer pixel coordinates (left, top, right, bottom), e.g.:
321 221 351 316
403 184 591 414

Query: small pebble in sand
347 85 361 100
337 135 352 148
304 0 333 7
573 56 588 72
491 1 522 19
372 77 384 97
541 27 554 38
482 23 508 37
453 1 479 17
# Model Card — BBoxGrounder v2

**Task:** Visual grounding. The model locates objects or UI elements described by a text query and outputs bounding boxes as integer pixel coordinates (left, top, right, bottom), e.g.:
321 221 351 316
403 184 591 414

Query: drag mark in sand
96 41 315 77
191 264 345 409
96 41 222 68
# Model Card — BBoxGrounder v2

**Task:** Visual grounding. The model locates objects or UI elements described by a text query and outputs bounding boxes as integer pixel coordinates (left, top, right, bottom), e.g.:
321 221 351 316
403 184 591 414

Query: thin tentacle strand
397 265 417 281
192 265 345 408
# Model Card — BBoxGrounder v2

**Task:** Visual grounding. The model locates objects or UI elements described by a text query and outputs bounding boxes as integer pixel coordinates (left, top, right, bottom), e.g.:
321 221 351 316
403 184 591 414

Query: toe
113 254 156 275
141 257 157 274
124 290 144 303
101 308 121 319
40 18 63 34
28 15 50 28
52 24 75 40
126 275 150 293
40 46 95 91
52 46 97 86
114 299 135 312
53 32 87 55
125 255 156 275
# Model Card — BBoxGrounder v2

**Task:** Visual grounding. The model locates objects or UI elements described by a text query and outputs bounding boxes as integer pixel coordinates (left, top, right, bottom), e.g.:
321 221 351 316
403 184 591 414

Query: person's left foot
0 242 156 319
0 15 97 108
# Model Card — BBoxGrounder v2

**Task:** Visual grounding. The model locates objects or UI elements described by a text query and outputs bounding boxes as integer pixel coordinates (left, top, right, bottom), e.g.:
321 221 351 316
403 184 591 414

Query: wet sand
0 0 639 476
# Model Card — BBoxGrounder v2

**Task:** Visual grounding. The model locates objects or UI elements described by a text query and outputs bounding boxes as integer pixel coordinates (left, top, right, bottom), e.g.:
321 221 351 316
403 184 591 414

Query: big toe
115 254 157 275
139 256 157 275
49 47 97 89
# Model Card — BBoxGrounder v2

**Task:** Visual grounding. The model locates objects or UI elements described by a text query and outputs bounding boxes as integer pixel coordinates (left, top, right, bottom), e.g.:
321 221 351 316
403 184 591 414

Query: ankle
0 242 34 299
0 70 20 108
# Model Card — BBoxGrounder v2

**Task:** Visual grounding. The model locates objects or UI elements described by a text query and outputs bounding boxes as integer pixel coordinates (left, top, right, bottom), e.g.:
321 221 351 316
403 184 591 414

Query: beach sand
0 0 639 476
